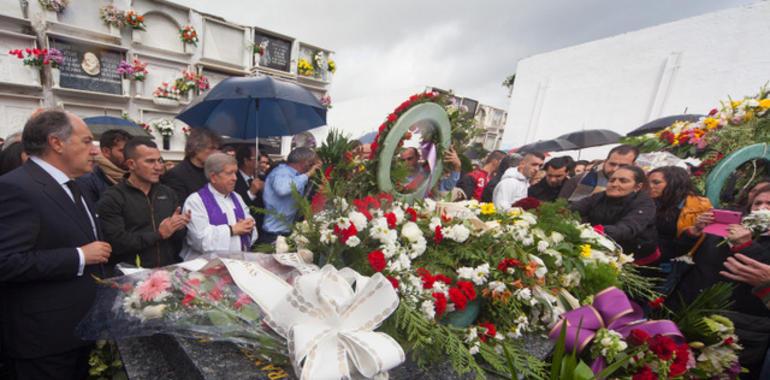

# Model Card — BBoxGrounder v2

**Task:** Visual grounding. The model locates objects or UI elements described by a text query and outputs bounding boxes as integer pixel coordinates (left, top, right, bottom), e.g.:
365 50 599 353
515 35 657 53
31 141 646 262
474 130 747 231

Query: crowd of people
1 108 770 378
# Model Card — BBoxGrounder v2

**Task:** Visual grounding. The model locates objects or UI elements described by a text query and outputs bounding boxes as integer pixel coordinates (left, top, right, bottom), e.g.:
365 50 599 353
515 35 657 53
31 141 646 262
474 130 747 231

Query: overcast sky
177 0 757 136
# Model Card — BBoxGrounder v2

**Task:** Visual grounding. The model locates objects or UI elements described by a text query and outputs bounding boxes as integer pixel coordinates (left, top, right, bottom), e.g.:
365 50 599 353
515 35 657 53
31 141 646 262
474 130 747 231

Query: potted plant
151 119 175 150
152 82 180 107
38 0 68 21
179 25 198 51
131 58 148 95
116 59 133 95
99 5 125 36
252 41 267 67
174 70 197 102
125 10 146 43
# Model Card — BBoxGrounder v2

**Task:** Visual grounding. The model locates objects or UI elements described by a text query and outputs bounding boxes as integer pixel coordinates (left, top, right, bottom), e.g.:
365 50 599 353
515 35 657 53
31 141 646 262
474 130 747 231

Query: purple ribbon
548 287 683 374
198 185 251 251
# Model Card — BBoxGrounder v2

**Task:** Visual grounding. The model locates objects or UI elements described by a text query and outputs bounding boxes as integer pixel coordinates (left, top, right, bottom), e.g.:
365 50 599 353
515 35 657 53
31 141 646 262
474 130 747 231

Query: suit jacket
0 160 104 359
235 170 265 231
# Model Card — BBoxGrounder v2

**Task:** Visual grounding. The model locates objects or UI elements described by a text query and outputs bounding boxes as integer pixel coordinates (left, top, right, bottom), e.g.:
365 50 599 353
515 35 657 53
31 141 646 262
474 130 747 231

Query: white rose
345 236 361 247
348 211 368 231
401 222 423 242
447 224 470 243
393 208 405 224
410 238 427 258
141 304 166 320
550 232 564 244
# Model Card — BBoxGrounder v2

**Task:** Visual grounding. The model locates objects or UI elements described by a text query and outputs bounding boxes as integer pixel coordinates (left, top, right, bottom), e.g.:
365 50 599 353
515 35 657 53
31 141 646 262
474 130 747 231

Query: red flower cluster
369 91 439 159
384 212 397 229
648 296 666 309
418 268 477 314
628 329 650 345
368 250 386 272
477 322 497 343
433 225 443 244
310 192 327 213
386 275 399 289
511 197 541 211
659 130 676 145
405 207 418 222
432 292 447 317
649 334 676 361
497 258 522 273
632 366 657 380
333 223 358 244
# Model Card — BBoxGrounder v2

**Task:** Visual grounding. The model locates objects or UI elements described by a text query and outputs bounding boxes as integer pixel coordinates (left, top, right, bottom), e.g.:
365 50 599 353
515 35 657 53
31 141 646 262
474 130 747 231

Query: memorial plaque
253 32 292 72
50 38 123 95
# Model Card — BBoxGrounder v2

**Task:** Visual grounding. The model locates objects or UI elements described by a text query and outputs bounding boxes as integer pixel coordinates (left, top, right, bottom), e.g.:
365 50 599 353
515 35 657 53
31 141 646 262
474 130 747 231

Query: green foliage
617 265 660 302
571 262 620 301
316 129 356 164
88 340 127 380
664 283 734 344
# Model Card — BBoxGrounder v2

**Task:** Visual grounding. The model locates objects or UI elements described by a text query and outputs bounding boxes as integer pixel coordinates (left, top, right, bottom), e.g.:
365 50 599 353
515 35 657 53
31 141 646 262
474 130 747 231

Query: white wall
501 1 770 160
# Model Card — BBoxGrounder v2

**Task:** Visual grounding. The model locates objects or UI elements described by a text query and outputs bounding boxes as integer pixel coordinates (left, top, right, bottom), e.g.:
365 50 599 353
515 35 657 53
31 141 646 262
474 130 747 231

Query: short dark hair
523 151 545 161
545 156 570 170
607 144 640 160
184 128 222 158
235 145 256 166
22 109 73 156
484 150 507 165
124 138 157 160
100 129 132 149
0 142 25 175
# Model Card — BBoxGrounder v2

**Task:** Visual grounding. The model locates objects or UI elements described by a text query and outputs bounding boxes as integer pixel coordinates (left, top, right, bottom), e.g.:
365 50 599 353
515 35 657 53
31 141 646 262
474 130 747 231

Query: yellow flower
508 208 522 217
731 100 742 109
703 117 719 130
745 111 754 121
760 98 770 110
480 203 496 215
579 244 592 258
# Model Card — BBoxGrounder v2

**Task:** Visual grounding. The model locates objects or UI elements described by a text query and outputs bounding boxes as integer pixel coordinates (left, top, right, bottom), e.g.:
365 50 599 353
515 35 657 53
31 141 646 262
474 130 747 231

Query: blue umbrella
176 76 327 139
83 116 153 139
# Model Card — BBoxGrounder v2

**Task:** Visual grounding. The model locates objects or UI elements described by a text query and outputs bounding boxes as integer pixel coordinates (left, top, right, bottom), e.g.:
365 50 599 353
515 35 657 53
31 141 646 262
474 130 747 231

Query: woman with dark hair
648 166 712 267
0 141 28 176
569 165 659 264
480 155 518 203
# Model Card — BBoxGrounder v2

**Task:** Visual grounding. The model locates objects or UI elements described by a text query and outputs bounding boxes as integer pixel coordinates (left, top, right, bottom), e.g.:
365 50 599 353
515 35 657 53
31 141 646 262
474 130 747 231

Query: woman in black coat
569 165 659 265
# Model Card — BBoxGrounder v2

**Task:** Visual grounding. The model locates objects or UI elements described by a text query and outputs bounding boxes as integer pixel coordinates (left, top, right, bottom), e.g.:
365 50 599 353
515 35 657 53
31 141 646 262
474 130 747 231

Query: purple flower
46 48 64 67
117 59 134 76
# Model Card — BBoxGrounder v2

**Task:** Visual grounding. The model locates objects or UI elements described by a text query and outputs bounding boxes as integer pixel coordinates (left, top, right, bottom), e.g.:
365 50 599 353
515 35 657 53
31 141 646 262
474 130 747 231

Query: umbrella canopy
83 116 153 140
517 138 578 153
556 129 622 149
357 131 377 144
176 76 327 139
626 114 704 137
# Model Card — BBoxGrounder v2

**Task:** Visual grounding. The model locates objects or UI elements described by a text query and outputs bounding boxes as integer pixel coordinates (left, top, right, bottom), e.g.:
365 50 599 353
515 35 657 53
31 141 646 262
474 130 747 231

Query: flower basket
51 67 60 87
153 97 179 107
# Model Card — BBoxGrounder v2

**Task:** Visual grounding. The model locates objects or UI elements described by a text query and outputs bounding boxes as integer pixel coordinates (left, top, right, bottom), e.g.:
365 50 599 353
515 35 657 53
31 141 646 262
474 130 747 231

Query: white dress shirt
30 156 97 276
180 184 258 261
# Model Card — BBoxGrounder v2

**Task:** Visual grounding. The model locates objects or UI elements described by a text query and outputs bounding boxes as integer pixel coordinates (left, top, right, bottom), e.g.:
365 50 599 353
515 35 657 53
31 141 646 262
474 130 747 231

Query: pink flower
136 270 171 302
233 293 252 309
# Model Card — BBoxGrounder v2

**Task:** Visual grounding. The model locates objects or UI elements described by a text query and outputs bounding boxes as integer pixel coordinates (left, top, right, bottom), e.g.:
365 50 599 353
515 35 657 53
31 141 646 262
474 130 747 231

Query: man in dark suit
161 128 222 204
0 110 112 379
234 145 266 237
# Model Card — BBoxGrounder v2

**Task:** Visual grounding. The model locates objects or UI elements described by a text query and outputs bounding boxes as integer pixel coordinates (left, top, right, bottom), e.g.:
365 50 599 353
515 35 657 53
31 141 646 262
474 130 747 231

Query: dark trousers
9 346 91 380
256 230 289 245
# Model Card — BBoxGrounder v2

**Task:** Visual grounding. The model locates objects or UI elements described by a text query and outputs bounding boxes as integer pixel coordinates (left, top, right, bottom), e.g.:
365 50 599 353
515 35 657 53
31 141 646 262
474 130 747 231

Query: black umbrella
556 129 622 149
626 114 703 137
518 138 578 153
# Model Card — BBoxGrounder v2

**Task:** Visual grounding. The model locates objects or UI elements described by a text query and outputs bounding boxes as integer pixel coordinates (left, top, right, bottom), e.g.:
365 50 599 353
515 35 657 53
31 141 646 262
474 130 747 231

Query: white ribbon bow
268 265 405 380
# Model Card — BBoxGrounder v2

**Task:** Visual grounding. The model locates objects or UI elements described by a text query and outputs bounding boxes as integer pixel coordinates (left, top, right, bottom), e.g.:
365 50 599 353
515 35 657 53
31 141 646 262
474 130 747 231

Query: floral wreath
368 91 439 162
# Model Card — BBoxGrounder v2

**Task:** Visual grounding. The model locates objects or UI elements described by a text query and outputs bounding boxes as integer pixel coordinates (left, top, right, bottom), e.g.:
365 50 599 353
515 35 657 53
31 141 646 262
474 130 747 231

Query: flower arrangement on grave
320 94 332 109
150 119 175 137
622 86 770 193
38 0 68 13
174 70 209 95
179 25 198 46
8 48 63 68
153 82 180 100
130 58 148 81
252 41 266 56
296 58 314 77
124 10 145 30
99 4 125 28
181 125 192 137
116 59 133 79
328 59 336 74
547 284 743 379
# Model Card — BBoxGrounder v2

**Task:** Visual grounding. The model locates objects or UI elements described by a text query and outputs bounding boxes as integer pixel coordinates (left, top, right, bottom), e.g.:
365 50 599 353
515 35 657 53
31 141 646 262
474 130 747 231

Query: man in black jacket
528 156 569 202
76 129 132 203
0 110 112 379
235 145 266 234
98 138 190 268
161 128 222 204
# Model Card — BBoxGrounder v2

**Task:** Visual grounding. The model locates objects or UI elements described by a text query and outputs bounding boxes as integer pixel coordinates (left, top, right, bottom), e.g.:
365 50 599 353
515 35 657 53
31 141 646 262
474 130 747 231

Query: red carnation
369 142 378 159
669 344 689 377
378 123 387 134
405 207 417 222
433 225 443 244
477 322 497 342
632 366 658 380
648 296 665 310
386 113 398 123
497 258 521 272
724 336 734 345
628 329 651 345
409 94 420 102
592 224 605 235
311 192 327 213
448 287 468 310
384 212 397 229
387 275 399 289
417 268 435 289
377 192 394 204
323 165 334 180
352 199 373 220
511 197 541 210
434 274 452 285
456 280 476 300
649 335 676 361
368 250 386 272
432 292 447 317
363 195 381 210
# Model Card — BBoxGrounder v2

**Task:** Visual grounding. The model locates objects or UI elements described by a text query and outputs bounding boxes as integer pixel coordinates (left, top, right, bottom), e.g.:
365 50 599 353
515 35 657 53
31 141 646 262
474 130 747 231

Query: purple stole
197 185 251 251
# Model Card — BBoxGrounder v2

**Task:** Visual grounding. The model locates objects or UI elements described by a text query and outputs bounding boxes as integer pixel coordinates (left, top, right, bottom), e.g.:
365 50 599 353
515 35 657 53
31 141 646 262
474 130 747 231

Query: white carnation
446 224 470 243
537 240 549 253
275 235 290 253
393 208 405 224
345 236 361 247
420 300 436 320
348 211 368 231
488 281 506 294
471 263 490 285
401 222 423 242
457 267 474 280
410 237 427 258
319 228 337 244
